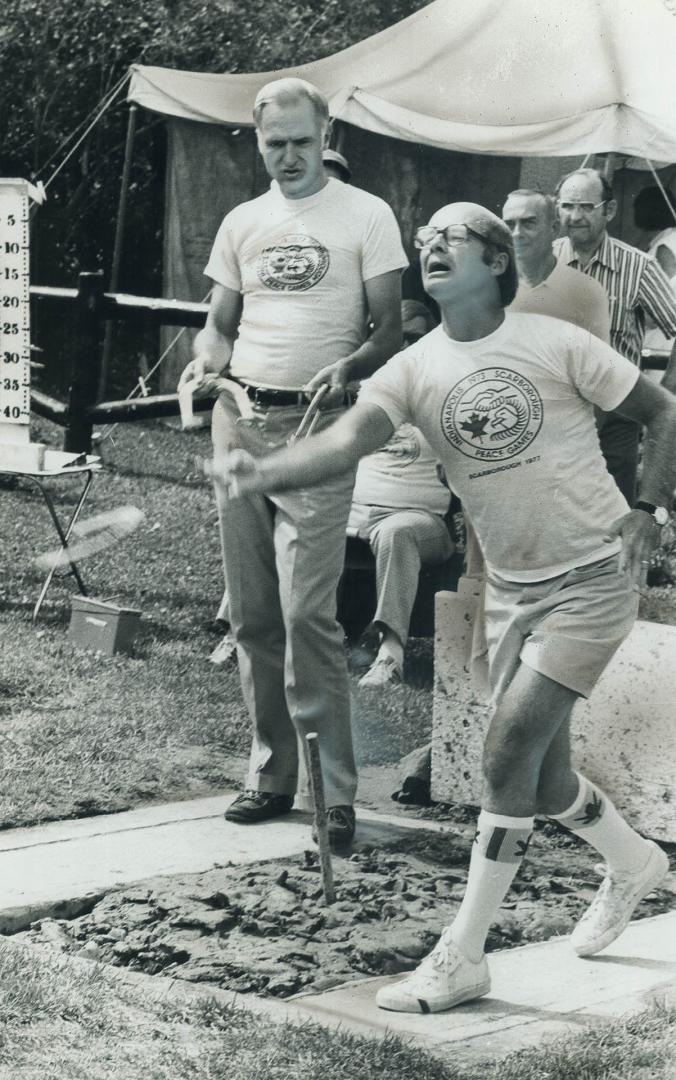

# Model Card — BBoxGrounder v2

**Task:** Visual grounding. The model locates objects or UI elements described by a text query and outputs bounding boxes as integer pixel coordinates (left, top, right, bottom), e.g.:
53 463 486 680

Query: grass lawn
0 416 435 829
1 938 674 1080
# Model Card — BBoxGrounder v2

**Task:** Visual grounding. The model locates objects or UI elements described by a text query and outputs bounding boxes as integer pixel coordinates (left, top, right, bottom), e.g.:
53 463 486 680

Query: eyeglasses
557 200 606 214
413 223 489 249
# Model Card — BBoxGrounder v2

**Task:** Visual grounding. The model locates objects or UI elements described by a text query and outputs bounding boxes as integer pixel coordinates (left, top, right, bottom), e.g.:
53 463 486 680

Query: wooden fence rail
30 272 210 452
29 271 671 454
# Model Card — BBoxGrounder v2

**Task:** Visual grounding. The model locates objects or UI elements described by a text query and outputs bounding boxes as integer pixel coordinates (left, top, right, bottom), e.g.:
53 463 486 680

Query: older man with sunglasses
554 168 676 503
211 199 675 1014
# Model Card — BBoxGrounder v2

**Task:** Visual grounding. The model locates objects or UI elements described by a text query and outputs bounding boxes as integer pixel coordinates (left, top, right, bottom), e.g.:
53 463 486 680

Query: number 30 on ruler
0 179 30 426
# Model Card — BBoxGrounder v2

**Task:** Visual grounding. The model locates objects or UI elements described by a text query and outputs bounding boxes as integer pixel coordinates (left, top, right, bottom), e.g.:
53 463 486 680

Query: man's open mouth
426 257 450 274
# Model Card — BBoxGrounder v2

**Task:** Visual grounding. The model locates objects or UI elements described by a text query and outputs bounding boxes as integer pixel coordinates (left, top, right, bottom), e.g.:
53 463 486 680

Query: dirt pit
18 822 675 998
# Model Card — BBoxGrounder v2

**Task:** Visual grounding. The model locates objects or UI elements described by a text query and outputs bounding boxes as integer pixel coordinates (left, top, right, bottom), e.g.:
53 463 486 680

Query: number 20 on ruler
0 179 30 425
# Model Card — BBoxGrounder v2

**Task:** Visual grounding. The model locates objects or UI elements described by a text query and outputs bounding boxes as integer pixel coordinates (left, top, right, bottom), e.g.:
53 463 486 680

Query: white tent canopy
128 0 676 159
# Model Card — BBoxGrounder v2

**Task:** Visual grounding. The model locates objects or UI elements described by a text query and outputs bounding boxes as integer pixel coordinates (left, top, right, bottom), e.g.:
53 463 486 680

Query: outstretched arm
211 402 395 498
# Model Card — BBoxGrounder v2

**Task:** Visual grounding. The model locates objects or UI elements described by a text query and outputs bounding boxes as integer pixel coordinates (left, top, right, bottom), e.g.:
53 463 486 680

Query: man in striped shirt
554 168 676 503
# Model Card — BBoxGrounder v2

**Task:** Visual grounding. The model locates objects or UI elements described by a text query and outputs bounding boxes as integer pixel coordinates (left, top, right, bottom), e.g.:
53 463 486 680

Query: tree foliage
0 0 430 291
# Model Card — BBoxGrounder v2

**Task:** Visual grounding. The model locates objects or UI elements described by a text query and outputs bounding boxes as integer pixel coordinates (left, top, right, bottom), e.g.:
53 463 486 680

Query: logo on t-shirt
257 233 330 292
441 368 543 461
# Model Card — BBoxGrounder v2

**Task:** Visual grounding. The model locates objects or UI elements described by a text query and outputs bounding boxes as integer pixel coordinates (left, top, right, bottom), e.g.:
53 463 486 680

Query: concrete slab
0 792 673 1064
0 795 310 929
0 795 455 931
288 911 676 1062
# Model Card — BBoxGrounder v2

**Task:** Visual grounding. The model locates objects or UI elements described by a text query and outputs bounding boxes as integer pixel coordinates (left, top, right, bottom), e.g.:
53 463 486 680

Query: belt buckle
253 386 266 406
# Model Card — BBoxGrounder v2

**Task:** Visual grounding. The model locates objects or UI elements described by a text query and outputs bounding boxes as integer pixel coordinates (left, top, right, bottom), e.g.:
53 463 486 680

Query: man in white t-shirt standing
180 78 407 847
212 201 675 1011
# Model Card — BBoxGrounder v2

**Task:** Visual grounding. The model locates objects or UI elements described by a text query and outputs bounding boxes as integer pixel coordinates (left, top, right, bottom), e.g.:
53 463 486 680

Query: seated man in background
349 300 453 688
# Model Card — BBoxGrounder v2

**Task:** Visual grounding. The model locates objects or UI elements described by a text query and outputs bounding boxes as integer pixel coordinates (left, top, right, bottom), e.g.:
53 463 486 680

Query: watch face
654 506 670 526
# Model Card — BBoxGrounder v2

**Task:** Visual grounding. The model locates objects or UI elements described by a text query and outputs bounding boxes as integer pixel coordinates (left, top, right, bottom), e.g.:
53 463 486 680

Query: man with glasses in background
210 200 675 1013
503 188 610 340
554 167 676 503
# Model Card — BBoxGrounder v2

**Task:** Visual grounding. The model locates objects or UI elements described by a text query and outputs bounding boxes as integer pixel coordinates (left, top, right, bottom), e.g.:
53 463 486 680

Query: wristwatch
634 501 670 526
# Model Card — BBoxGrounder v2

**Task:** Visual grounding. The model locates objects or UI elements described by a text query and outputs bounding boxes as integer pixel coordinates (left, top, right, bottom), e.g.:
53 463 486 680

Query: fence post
64 271 104 453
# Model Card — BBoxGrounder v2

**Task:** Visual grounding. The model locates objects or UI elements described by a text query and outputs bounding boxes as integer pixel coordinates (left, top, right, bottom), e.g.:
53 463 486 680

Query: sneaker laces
424 928 461 975
584 858 653 919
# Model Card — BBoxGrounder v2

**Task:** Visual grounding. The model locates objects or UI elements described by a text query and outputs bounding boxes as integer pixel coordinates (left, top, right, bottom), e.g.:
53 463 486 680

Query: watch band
634 501 669 526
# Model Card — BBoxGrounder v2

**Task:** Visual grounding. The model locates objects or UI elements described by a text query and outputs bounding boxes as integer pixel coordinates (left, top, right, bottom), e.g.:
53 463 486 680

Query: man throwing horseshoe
211 201 674 1011
179 78 406 847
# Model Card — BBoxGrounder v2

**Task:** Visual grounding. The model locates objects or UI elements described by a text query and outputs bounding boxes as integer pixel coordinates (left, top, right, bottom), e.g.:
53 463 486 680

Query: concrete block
432 598 676 841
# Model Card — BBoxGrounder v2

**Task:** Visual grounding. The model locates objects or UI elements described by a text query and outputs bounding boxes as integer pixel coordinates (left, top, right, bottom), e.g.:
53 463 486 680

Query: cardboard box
69 596 141 656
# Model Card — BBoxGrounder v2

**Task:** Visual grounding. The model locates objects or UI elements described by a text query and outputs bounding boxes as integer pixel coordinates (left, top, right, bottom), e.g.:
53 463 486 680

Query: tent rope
36 70 132 180
43 71 131 190
645 159 676 226
98 287 213 443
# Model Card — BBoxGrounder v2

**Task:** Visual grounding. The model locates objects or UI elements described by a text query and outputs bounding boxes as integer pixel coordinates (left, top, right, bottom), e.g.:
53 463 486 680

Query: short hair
253 78 330 130
634 185 676 231
504 188 557 224
554 167 614 204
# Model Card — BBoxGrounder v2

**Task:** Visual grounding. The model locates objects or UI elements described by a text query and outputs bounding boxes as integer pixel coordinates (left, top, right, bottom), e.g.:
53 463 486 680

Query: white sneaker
358 654 402 689
571 841 669 957
376 931 490 1013
209 632 237 665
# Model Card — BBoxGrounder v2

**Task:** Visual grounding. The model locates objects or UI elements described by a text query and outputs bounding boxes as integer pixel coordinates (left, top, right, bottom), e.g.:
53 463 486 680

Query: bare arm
178 283 242 390
306 269 402 402
662 337 676 395
605 373 676 581
655 244 676 281
212 402 395 497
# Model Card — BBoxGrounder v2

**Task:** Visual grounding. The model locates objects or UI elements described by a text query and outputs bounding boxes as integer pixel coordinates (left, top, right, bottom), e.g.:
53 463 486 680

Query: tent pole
98 103 138 401
602 152 617 181
333 120 347 155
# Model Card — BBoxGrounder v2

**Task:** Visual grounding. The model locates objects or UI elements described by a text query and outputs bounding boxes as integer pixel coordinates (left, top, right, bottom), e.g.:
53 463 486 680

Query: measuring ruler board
0 178 31 445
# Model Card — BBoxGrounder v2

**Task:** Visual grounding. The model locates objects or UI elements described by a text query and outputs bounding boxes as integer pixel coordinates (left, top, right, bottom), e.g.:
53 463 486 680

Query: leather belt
240 383 353 408
241 383 310 407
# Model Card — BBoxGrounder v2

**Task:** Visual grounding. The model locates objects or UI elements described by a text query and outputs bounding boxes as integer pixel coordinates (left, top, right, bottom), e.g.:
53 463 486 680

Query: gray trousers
212 393 357 807
348 505 453 647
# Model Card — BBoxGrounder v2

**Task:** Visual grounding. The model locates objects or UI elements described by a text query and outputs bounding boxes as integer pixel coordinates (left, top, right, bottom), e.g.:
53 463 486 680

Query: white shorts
484 553 638 704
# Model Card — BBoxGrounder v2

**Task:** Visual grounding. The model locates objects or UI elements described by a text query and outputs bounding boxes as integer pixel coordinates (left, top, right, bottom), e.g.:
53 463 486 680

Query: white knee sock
550 772 651 874
449 810 533 963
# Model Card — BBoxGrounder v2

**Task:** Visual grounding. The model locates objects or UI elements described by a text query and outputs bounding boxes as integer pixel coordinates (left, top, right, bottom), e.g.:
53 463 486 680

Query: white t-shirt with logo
351 423 450 515
358 313 639 582
204 178 408 388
